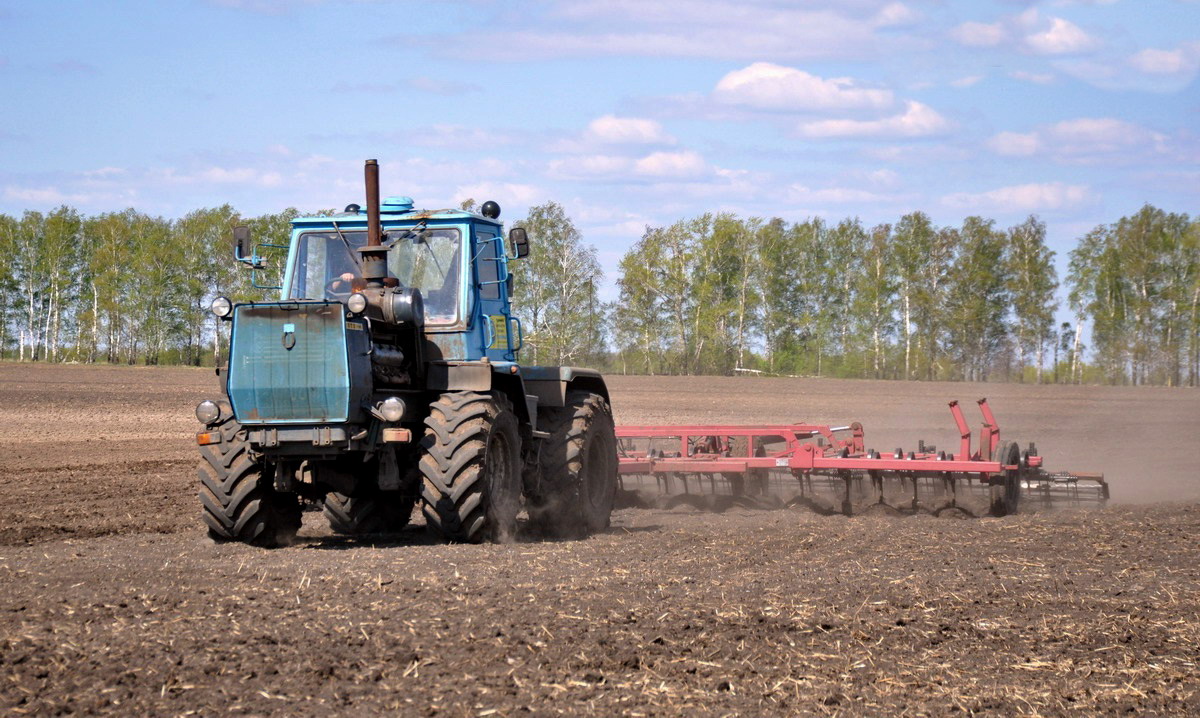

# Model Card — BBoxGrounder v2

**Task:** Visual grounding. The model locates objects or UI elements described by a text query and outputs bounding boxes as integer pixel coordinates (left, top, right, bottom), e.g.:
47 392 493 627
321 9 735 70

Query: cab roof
291 196 502 228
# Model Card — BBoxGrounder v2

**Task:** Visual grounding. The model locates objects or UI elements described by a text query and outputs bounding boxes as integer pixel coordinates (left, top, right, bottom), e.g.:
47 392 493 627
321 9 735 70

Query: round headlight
195 400 221 425
346 292 368 315
210 296 232 318
379 396 405 422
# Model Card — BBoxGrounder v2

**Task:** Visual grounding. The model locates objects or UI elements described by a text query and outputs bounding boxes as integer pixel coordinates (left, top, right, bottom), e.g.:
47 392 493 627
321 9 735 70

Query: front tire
419 392 522 543
198 416 301 548
529 391 618 538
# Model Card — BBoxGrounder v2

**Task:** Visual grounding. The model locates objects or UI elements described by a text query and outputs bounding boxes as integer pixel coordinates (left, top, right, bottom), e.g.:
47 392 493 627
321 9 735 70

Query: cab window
291 227 463 325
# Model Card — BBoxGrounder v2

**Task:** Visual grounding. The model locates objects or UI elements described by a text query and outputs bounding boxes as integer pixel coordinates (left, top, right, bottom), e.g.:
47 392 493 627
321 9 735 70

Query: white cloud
452 182 542 207
1129 41 1200 76
987 131 1040 156
986 118 1167 161
197 167 283 187
950 75 983 88
873 2 918 27
591 219 652 239
713 62 893 112
633 150 707 178
797 101 952 139
1049 118 1164 154
446 1 904 62
548 154 633 179
3 185 92 205
584 115 674 145
546 149 708 181
549 115 676 155
1009 70 1055 84
1024 16 1097 55
943 182 1094 211
710 62 892 114
863 144 972 163
950 21 1007 47
0 151 537 217
408 125 515 149
951 11 1098 55
81 167 127 179
405 76 481 96
787 184 895 204
867 168 899 187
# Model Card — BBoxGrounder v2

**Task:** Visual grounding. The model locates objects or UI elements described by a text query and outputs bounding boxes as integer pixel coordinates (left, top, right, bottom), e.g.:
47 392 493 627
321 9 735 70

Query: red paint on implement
615 398 1106 515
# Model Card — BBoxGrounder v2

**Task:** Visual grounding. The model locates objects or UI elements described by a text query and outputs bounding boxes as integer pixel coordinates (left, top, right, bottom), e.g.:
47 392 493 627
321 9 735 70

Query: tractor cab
265 198 529 364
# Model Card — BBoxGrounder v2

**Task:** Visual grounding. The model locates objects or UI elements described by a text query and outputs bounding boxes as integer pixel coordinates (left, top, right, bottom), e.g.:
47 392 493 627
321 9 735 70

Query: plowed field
1 363 1197 715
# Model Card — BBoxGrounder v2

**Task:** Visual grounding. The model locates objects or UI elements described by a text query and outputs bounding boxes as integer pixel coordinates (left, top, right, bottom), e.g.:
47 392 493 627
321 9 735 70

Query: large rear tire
198 416 301 548
529 391 618 538
419 392 522 543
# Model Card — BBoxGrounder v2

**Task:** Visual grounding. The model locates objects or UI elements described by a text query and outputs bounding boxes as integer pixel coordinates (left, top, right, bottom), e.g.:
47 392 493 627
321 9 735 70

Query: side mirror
508 227 530 259
232 226 251 261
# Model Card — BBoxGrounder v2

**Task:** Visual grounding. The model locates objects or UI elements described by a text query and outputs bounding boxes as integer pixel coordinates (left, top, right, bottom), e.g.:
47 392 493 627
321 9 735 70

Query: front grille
228 302 350 423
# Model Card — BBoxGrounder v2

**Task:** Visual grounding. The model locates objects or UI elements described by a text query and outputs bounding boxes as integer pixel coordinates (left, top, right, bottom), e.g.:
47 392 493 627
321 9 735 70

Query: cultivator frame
616 399 1108 517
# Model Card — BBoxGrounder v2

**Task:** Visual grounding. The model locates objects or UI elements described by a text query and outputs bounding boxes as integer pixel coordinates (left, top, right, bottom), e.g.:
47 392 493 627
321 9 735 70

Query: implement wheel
198 416 301 548
989 441 1023 517
419 392 522 543
528 391 618 538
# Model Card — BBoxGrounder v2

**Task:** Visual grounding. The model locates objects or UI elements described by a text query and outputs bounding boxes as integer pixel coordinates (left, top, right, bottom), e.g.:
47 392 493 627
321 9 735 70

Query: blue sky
1 0 1198 302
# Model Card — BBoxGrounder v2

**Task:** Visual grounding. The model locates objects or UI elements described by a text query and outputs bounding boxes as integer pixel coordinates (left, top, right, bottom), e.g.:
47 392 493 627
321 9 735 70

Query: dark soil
1 363 1197 715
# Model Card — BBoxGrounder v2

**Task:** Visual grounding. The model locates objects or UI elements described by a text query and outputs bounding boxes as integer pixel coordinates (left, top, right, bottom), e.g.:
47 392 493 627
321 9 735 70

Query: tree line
516 203 1199 387
0 202 1196 386
0 206 295 366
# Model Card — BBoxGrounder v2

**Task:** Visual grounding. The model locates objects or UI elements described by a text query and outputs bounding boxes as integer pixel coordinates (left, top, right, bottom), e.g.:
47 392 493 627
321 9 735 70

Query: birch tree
851 223 898 378
1008 216 1058 382
510 202 603 366
0 215 17 358
892 212 935 379
945 217 1008 381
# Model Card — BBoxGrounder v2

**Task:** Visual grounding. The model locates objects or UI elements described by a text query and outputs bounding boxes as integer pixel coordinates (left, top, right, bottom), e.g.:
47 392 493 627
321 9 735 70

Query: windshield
291 227 463 324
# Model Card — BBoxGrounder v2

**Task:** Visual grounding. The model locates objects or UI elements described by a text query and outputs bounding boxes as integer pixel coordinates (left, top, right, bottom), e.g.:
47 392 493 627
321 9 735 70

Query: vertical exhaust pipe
362 159 386 287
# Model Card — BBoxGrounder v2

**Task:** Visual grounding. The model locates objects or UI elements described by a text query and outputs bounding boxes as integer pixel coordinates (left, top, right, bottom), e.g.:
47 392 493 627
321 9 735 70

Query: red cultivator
616 399 1108 517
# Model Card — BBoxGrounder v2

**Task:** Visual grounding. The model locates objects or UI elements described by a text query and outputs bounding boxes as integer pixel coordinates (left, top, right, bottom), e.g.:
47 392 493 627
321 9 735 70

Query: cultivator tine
615 400 1107 518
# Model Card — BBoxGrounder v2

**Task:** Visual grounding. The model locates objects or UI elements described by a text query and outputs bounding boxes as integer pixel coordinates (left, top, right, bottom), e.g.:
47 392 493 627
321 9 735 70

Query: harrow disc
989 441 1022 517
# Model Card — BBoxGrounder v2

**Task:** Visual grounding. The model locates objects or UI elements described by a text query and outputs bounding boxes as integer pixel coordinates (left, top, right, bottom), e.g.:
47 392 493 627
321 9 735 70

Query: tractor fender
520 366 610 409
426 362 609 435
425 360 532 428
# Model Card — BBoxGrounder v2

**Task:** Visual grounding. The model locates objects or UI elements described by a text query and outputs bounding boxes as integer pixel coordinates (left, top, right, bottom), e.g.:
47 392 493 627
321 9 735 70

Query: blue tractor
195 160 616 546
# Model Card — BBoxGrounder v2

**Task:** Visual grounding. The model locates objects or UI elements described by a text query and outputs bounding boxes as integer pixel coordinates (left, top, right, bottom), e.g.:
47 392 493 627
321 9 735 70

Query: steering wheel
324 272 362 298
324 277 350 297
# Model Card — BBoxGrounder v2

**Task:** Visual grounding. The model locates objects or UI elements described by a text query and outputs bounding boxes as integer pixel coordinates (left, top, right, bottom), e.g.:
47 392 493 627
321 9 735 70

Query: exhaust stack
361 159 386 287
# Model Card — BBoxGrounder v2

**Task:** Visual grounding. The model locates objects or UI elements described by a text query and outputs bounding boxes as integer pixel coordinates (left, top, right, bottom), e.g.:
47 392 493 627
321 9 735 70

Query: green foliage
0 206 305 365
610 205 1197 386
0 198 1194 387
1067 205 1199 385
945 217 1008 381
511 202 603 367
1007 216 1058 383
